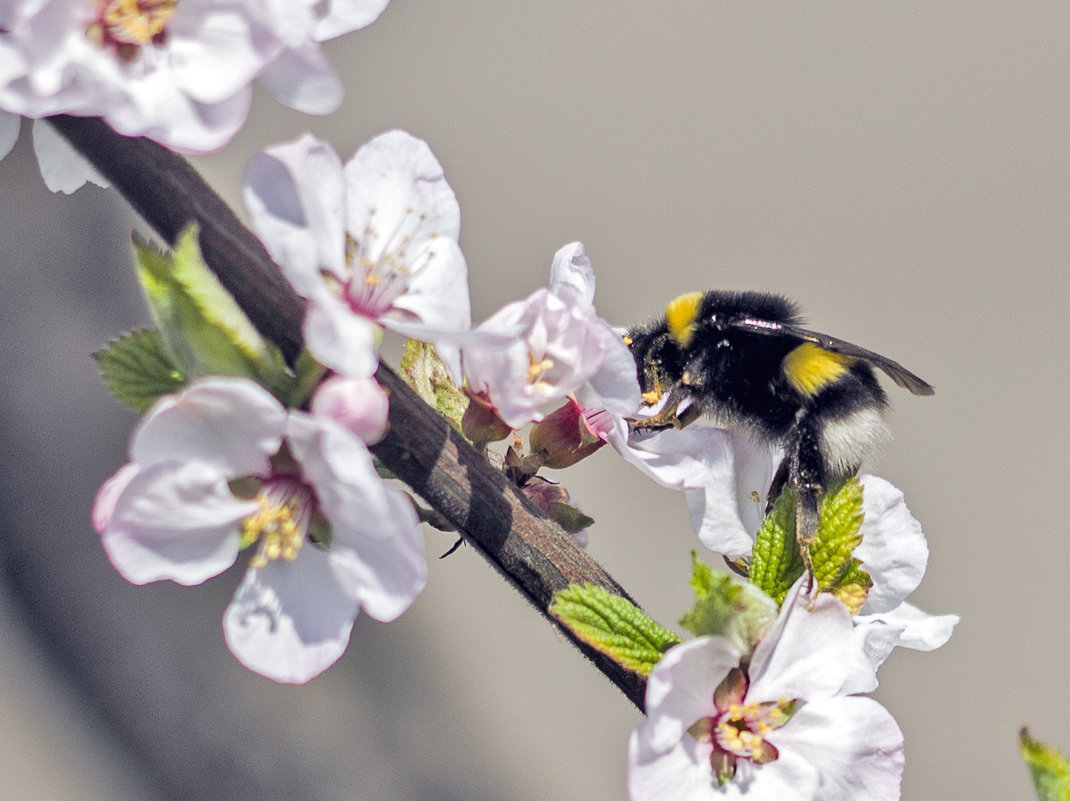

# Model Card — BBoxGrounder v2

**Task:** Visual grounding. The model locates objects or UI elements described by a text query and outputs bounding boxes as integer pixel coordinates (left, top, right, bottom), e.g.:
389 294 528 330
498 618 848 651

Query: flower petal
548 241 596 306
131 377 286 477
243 133 348 295
748 580 879 700
854 475 929 614
31 118 109 193
643 636 740 754
772 697 904 801
223 545 359 683
100 460 253 585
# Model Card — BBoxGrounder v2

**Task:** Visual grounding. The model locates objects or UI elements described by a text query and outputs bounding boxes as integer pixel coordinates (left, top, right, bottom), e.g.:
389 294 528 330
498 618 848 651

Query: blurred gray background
1 2 1067 799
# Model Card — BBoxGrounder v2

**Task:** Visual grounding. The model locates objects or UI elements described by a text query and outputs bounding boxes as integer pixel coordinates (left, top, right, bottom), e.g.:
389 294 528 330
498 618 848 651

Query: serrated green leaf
1021 728 1070 801
748 490 805 605
749 478 872 610
400 340 468 431
94 328 185 413
133 225 293 396
809 478 865 588
550 584 682 676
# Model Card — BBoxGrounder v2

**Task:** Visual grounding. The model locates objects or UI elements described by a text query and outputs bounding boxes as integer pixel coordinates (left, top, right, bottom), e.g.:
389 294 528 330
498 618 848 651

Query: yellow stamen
96 0 178 46
240 496 305 569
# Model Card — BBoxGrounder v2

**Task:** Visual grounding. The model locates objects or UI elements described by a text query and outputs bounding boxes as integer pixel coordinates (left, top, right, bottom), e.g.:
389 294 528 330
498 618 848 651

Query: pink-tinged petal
223 545 359 684
855 602 959 653
0 112 19 161
748 580 879 701
386 237 470 331
92 462 140 534
100 460 254 585
772 697 904 801
164 1 266 104
131 378 286 477
580 325 642 416
285 412 396 539
854 475 929 614
326 488 426 621
314 0 392 40
242 134 347 294
303 294 382 377
310 375 389 444
548 242 596 306
344 129 461 246
644 637 739 754
31 119 109 193
627 729 723 801
255 44 342 115
608 422 737 492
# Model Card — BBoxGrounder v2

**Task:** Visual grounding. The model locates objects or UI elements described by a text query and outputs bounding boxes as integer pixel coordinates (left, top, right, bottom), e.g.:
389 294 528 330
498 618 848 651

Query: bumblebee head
624 319 682 405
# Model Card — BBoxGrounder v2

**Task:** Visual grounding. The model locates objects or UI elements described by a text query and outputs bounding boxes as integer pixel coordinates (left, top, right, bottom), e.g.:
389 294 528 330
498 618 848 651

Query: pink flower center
338 207 438 320
239 479 316 568
86 0 177 60
687 666 796 786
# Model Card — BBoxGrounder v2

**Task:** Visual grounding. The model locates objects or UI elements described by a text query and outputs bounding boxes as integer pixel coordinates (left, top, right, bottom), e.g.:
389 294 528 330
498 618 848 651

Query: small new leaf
809 478 872 607
94 329 185 413
1020 727 1070 801
550 584 682 676
680 554 744 637
133 225 292 396
748 489 805 605
680 553 778 653
400 340 468 432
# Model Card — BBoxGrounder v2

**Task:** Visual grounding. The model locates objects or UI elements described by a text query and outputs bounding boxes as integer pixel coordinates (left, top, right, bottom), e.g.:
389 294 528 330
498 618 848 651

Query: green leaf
680 555 744 637
547 501 595 534
550 584 682 676
133 225 293 396
399 340 468 432
748 489 805 605
1021 728 1070 801
809 478 872 613
680 553 777 653
94 328 185 413
748 478 872 611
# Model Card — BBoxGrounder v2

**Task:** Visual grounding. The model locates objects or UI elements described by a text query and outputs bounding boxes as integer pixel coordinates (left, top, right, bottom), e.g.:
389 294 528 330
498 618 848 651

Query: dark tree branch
49 114 648 709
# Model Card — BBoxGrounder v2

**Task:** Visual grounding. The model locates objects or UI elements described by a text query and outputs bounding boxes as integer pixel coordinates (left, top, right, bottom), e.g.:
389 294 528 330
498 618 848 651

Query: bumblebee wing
733 317 935 396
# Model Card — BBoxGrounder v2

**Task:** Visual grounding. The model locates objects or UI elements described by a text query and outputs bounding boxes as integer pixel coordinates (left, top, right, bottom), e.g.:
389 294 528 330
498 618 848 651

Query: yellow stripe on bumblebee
665 291 705 347
783 342 854 396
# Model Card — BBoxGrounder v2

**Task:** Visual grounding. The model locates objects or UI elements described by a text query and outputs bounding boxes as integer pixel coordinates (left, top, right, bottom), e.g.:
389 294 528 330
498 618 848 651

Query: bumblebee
625 290 933 545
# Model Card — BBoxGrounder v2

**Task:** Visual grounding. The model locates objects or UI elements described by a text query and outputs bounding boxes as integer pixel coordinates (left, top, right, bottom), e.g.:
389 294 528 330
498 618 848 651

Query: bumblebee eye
716 339 730 349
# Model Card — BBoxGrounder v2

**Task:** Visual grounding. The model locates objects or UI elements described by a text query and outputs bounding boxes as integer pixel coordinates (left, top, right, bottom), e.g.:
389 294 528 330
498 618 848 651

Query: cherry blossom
93 376 426 683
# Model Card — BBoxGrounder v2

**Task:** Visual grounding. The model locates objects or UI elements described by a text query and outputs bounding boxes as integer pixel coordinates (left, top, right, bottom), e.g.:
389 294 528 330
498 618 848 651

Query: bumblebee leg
630 385 697 431
784 415 828 572
765 458 790 515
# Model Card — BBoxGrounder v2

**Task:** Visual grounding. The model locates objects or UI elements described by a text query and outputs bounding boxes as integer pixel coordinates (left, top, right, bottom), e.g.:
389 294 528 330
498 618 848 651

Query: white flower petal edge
853 475 928 614
224 541 360 684
772 697 904 801
0 111 19 161
31 119 110 193
242 134 348 298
